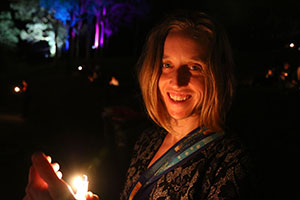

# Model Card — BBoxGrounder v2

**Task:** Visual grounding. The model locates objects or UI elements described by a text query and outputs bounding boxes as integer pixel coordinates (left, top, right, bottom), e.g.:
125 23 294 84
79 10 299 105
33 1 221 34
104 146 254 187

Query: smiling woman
120 10 255 200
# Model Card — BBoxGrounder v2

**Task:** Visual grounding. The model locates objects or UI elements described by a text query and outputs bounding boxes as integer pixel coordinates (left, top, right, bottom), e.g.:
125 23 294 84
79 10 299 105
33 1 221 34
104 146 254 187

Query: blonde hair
138 11 234 133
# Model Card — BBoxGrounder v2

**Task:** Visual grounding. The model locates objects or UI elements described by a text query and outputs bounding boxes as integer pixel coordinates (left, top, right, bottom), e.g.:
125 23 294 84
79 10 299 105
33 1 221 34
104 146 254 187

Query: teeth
169 94 190 101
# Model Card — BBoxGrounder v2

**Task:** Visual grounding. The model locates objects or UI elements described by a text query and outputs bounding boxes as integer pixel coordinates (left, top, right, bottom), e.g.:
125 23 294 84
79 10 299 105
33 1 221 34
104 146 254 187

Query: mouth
168 92 191 102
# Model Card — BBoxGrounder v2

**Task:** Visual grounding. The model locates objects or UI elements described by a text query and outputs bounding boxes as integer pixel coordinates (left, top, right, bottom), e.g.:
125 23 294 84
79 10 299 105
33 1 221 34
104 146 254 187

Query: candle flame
72 175 88 200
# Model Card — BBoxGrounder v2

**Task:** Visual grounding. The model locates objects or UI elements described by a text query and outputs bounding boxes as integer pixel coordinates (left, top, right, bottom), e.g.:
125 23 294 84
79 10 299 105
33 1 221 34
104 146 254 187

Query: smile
168 92 191 102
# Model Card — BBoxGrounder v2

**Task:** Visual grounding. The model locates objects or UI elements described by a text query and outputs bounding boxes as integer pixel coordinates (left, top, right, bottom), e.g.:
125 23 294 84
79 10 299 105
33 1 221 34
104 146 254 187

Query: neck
168 115 200 141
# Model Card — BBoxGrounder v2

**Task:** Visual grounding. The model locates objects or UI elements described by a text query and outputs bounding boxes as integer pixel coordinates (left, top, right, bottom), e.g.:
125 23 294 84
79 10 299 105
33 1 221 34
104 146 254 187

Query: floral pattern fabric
120 127 255 200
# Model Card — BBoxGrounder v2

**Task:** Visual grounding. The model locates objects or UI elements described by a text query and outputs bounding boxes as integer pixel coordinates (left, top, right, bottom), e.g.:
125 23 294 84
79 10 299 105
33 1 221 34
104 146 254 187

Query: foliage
10 0 40 21
40 0 80 25
0 12 20 49
0 0 149 57
10 0 68 57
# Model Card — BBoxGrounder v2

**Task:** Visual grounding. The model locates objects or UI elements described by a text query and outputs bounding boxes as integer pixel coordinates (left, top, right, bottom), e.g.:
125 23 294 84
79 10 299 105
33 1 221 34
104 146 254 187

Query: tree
1 0 149 59
10 0 68 57
40 0 80 57
0 11 20 49
87 0 149 50
40 0 149 58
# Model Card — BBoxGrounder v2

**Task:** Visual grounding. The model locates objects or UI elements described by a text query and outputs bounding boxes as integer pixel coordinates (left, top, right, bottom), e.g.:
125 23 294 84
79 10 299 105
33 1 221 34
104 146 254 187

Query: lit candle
72 175 89 200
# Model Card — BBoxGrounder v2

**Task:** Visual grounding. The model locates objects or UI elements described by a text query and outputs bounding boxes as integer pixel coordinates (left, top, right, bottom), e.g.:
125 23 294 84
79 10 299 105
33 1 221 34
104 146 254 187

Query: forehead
163 29 211 61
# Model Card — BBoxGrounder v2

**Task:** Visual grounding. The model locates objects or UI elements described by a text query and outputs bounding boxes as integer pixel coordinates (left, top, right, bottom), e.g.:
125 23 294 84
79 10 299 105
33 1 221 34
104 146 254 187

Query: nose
171 66 191 87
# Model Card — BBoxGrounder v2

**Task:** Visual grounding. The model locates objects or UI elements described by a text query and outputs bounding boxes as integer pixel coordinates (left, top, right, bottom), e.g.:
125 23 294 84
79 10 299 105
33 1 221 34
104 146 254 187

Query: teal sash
128 127 223 200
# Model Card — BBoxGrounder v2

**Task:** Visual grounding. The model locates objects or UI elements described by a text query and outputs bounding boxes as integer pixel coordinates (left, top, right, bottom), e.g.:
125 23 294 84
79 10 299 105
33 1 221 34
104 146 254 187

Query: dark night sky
150 0 300 47
102 0 300 65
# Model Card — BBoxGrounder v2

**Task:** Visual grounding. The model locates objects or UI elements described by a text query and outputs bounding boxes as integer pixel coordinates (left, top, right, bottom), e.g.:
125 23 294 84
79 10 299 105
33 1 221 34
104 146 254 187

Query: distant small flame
268 69 273 76
266 69 273 78
14 86 21 93
290 43 295 48
109 76 119 86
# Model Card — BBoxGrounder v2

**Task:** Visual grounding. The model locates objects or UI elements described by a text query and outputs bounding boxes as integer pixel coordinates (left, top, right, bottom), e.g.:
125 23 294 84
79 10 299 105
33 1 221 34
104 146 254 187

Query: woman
120 11 254 200
24 11 254 200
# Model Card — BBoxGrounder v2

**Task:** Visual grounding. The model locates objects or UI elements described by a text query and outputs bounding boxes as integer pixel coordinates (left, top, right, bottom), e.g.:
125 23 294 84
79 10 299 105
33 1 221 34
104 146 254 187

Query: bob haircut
138 10 234 133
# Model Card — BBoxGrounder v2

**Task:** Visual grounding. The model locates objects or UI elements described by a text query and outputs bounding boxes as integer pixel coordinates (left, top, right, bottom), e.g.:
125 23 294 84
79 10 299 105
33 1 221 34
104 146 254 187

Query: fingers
51 162 63 179
46 155 52 163
31 152 60 187
24 152 73 200
56 171 63 179
32 152 76 200
52 162 60 172
27 156 61 191
86 191 100 200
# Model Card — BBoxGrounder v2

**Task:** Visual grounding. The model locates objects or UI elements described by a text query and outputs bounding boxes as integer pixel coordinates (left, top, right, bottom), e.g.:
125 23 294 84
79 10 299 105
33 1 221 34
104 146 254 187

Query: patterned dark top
120 126 255 200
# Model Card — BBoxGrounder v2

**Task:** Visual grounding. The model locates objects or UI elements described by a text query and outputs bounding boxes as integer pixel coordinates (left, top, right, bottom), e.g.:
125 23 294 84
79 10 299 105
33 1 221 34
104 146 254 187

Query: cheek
158 74 166 94
191 78 205 94
157 76 165 102
192 79 205 112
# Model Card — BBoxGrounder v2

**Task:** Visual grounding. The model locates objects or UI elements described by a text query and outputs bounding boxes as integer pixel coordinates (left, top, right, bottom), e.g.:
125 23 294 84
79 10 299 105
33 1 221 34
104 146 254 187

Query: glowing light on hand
72 175 89 200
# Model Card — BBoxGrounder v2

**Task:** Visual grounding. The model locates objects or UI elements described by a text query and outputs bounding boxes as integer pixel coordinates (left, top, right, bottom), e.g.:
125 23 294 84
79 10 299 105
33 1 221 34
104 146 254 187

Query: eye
162 63 172 68
190 65 202 71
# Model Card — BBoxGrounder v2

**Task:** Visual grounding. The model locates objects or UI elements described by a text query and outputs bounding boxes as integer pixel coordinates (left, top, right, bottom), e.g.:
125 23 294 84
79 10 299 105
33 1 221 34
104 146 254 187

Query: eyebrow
162 55 170 59
163 54 205 63
190 56 205 62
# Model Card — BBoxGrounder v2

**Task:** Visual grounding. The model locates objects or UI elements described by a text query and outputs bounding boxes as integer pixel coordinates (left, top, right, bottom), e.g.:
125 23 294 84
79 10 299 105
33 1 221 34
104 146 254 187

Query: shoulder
200 132 257 199
129 125 166 168
205 132 249 163
204 132 253 181
133 126 166 151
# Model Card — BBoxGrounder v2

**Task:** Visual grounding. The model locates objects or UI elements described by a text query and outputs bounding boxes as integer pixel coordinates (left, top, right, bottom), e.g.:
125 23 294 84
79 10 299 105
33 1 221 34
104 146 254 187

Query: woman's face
158 29 209 123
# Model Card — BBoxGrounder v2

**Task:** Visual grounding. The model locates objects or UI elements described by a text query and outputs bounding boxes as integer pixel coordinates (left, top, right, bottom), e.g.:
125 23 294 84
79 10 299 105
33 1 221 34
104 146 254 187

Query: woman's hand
23 152 99 200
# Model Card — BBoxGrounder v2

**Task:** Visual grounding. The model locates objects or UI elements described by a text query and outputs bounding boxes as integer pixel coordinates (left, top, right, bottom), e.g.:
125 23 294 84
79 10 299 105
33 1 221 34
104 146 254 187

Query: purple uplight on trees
92 4 106 49
100 6 106 48
100 20 104 48
92 6 105 49
39 0 149 56
93 18 99 49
